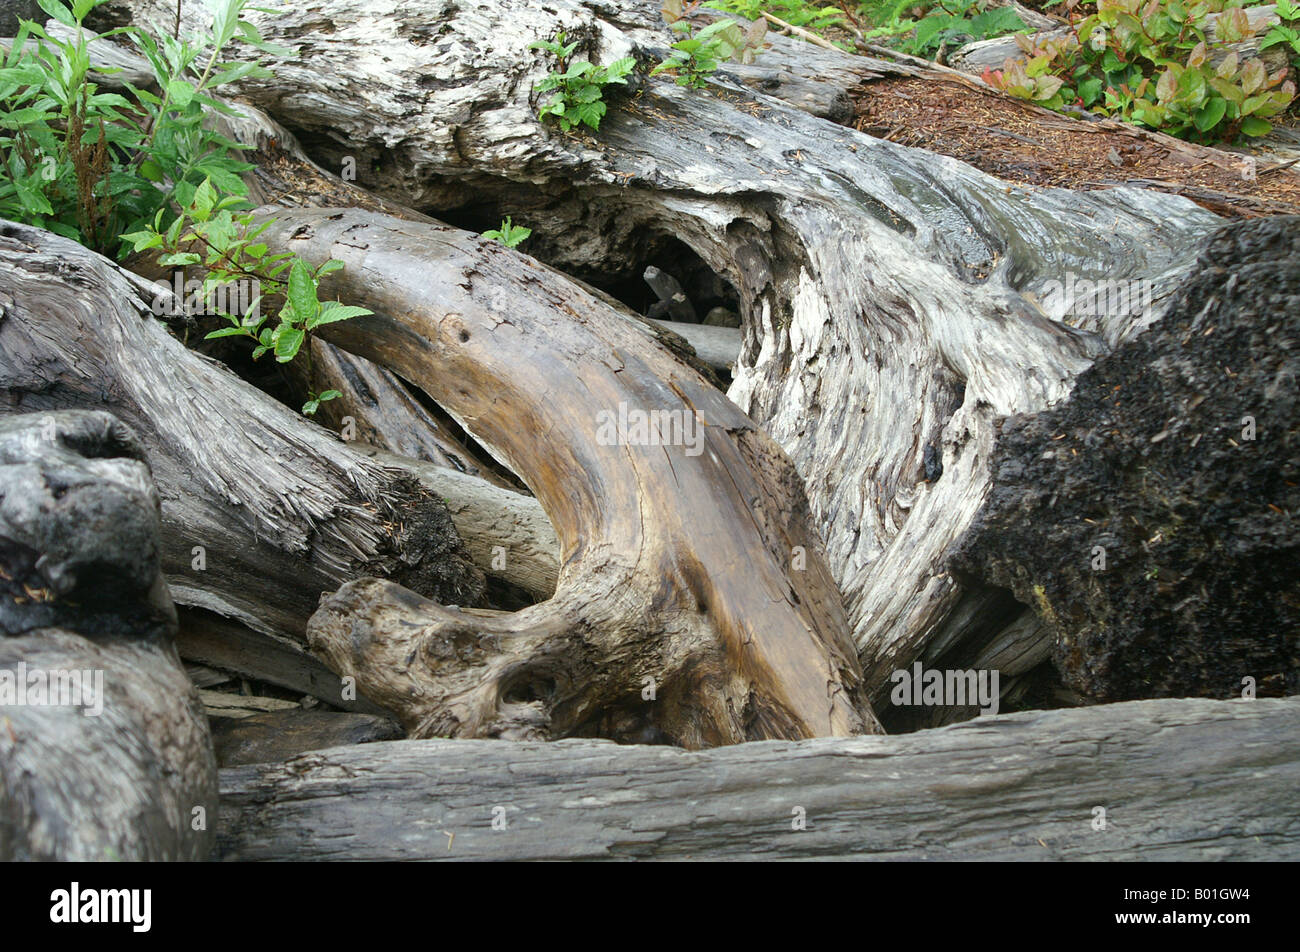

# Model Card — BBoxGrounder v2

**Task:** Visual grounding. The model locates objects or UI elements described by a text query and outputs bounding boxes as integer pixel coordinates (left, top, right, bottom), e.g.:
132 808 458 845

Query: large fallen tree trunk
55 42 874 744
0 410 216 861
0 106 880 746
216 694 1300 860
258 207 878 745
182 0 1224 705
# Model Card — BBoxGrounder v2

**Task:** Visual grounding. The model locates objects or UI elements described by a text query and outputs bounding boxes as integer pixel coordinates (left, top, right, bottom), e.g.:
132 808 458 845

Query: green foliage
856 0 1026 56
0 0 369 416
0 0 285 257
530 32 636 132
896 1 1026 57
981 0 1296 142
1261 0 1300 101
656 2 769 86
121 179 371 415
482 216 531 248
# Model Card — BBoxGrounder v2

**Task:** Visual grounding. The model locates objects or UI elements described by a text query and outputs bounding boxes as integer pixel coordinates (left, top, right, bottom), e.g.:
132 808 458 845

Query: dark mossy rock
211 709 405 767
956 215 1300 702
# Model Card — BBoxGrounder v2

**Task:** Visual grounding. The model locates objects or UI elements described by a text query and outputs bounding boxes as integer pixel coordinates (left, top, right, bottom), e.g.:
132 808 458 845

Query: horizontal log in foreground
217 695 1300 860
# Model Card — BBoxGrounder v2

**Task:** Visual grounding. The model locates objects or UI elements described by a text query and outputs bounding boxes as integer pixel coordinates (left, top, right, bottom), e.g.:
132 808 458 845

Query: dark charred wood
0 410 216 861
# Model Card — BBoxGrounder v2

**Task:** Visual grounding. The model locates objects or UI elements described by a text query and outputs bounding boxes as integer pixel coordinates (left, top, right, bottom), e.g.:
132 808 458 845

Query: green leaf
0 65 48 87
122 230 164 251
1192 96 1226 131
13 181 53 215
191 178 217 221
194 164 248 195
159 252 201 266
286 259 318 326
274 325 305 362
305 303 372 330
1241 93 1271 116
36 0 76 28
577 100 606 129
302 399 320 415
167 78 195 107
1078 76 1105 105
204 326 252 339
1240 115 1273 136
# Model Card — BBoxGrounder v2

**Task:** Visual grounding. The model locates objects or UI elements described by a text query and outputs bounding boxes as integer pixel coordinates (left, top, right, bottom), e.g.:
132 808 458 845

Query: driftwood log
172 0 1226 711
0 410 216 861
258 207 878 746
216 694 1300 860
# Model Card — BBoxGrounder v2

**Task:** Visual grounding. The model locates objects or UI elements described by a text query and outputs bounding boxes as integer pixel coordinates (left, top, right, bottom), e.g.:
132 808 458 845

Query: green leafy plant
900 0 1026 58
122 178 371 415
856 0 1026 57
1262 0 1300 109
981 0 1295 141
656 1 769 86
0 0 284 257
0 0 370 416
530 32 636 132
482 216 531 247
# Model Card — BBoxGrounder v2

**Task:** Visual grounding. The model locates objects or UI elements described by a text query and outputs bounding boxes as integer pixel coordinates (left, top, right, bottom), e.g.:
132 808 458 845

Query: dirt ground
855 76 1300 217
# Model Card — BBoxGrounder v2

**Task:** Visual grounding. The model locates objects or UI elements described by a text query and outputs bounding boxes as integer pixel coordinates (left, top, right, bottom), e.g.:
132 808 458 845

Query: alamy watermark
595 401 704 456
0 663 104 717
889 663 1000 715
150 272 261 321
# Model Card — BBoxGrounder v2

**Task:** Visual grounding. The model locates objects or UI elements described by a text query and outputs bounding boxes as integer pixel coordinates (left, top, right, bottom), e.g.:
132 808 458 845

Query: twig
1259 156 1300 176
760 11 840 51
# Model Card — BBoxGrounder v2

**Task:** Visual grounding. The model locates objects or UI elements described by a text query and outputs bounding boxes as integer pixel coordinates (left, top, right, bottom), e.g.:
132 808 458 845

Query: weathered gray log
648 319 741 372
175 607 393 714
188 0 1222 709
0 410 216 861
0 221 484 659
216 694 1300 860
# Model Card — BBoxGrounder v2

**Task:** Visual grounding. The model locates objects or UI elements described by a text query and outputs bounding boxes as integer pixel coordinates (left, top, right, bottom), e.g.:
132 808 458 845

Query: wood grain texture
217 695 1300 860
257 207 879 746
